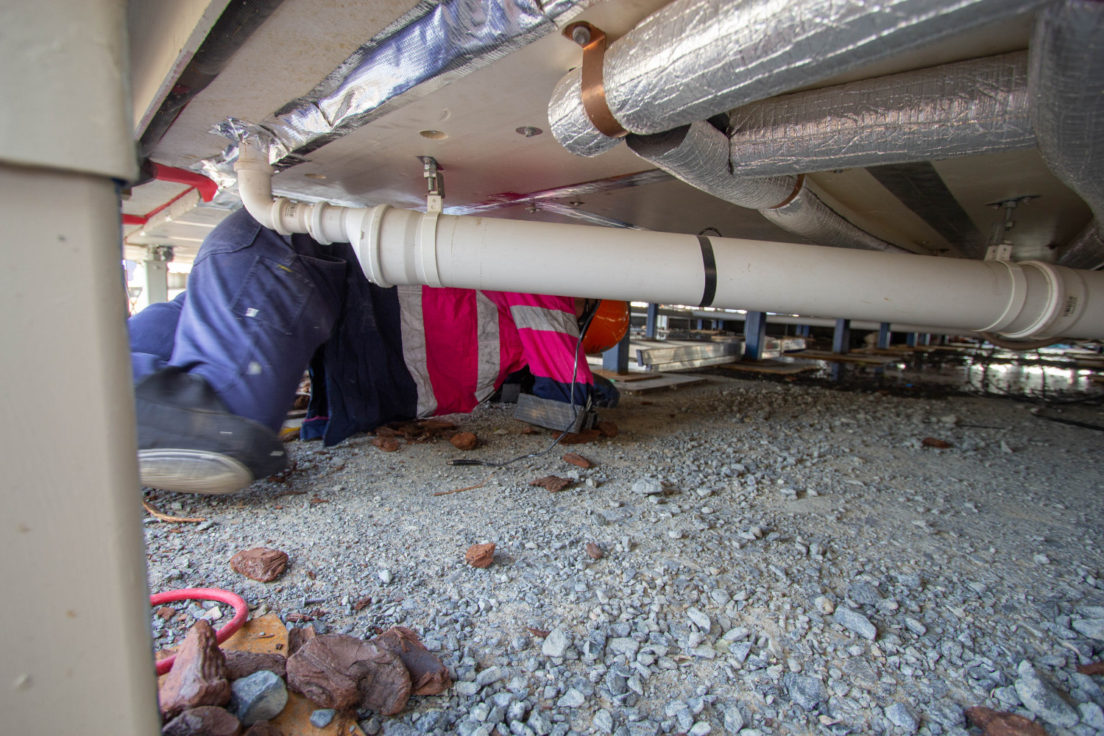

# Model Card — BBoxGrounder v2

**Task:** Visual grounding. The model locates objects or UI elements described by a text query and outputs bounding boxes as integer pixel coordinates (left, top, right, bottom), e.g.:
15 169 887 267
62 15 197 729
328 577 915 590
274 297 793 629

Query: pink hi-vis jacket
396 286 594 417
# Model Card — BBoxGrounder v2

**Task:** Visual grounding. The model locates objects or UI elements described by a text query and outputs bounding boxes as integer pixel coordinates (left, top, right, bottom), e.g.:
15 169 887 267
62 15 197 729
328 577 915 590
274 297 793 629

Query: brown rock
372 437 401 452
1077 662 1104 676
242 723 284 736
419 418 457 436
530 476 573 493
287 624 317 656
449 432 478 450
286 634 411 715
597 420 619 438
965 706 1050 735
158 620 231 718
465 543 496 568
559 429 601 445
562 453 593 469
229 547 288 583
223 650 287 681
921 437 953 449
373 627 452 696
161 705 241 736
585 542 603 560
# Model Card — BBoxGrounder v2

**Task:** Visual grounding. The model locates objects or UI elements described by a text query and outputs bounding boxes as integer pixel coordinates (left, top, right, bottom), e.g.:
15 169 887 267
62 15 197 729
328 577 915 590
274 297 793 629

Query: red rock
161 705 241 736
223 650 287 681
419 419 457 435
158 620 231 718
286 634 411 715
530 476 573 493
449 432 478 450
965 707 1050 736
597 420 619 438
287 625 317 656
562 453 593 469
921 437 953 449
559 429 601 445
229 547 288 583
585 542 603 560
465 543 495 568
1078 662 1104 675
373 627 452 696
242 722 284 736
372 437 401 452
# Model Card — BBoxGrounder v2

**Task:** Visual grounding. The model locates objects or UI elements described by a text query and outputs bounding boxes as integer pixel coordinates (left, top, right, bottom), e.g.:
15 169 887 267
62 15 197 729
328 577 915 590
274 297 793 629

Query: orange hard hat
582 300 630 354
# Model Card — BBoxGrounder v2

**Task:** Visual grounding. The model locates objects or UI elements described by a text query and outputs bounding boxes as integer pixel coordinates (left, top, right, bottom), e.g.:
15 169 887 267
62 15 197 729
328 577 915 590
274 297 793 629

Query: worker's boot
135 368 287 494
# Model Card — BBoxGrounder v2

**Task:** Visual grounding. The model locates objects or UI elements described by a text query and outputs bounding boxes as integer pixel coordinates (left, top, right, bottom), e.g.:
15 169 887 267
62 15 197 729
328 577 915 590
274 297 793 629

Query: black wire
449 304 600 468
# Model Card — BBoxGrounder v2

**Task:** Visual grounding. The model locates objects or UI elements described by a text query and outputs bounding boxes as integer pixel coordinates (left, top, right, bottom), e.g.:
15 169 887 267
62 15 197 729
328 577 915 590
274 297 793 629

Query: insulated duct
725 52 1035 177
235 140 1104 340
627 121 902 252
548 0 1046 158
1029 0 1104 269
1057 222 1104 271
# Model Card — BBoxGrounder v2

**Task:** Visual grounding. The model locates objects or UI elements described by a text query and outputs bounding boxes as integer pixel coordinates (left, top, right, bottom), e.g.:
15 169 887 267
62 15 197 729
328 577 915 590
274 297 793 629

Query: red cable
150 588 249 675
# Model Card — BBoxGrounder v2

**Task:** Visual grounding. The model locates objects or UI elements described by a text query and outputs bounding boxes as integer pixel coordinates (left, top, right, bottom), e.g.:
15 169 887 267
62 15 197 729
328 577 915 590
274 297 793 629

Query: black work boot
135 368 287 494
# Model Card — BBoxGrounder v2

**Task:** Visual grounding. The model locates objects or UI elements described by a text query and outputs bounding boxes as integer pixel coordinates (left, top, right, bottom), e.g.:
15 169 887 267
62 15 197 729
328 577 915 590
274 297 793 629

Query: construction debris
530 476 573 492
562 452 593 468
465 543 496 568
286 635 411 715
229 548 289 583
158 620 230 718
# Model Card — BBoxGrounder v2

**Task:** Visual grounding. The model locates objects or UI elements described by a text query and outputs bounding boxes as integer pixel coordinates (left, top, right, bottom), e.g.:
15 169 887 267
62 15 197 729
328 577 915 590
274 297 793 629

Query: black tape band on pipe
698 235 717 307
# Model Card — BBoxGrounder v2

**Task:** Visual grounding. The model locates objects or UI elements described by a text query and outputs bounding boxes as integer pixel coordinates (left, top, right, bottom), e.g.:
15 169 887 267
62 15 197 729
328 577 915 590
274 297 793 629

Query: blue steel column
744 311 768 360
877 322 892 349
602 331 630 373
644 303 659 339
907 333 918 347
833 318 852 354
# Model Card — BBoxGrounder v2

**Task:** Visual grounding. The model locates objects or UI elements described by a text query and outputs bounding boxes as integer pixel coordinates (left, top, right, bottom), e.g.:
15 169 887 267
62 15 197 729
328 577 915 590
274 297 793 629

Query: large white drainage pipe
235 145 1104 340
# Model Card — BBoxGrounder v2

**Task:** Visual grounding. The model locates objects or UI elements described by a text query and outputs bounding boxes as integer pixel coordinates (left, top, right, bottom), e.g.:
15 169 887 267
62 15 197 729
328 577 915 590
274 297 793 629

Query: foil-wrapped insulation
728 52 1034 177
549 0 1046 157
626 122 797 210
1030 0 1104 225
225 0 590 165
761 186 903 253
1057 222 1104 271
548 70 621 157
627 121 899 252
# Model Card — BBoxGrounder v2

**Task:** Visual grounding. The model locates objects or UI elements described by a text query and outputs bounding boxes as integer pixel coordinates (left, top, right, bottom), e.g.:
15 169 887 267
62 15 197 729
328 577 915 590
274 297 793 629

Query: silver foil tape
727 52 1035 177
550 0 1046 157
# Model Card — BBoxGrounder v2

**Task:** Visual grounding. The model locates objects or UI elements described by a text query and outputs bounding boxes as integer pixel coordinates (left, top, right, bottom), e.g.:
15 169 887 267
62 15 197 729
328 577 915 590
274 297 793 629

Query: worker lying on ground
128 208 622 495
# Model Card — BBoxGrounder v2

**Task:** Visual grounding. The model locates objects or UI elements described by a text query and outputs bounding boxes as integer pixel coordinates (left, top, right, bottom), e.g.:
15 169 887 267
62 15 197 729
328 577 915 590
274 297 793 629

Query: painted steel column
907 333 919 347
0 2 159 734
744 311 768 360
833 319 852 354
133 245 172 312
602 332 631 373
645 303 660 339
877 322 892 349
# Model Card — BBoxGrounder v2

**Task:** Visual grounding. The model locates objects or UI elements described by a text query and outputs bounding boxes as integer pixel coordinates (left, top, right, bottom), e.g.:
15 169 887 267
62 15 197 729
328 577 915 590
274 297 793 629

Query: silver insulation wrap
549 0 1046 158
1030 0 1104 267
248 0 589 164
761 187 901 252
628 121 900 252
626 122 796 210
1057 222 1104 271
727 52 1035 177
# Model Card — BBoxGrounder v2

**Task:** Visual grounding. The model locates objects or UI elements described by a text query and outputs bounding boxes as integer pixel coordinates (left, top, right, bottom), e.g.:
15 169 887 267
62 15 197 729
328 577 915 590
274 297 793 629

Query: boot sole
139 449 254 495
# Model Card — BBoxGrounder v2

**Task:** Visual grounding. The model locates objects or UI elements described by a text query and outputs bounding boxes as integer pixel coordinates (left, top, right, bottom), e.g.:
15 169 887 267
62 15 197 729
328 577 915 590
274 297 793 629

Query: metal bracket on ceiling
985 195 1040 260
562 21 627 139
147 245 174 263
419 156 445 215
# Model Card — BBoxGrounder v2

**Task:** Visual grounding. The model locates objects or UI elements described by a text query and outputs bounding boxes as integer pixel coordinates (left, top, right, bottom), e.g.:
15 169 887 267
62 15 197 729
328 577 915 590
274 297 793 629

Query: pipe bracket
563 22 627 139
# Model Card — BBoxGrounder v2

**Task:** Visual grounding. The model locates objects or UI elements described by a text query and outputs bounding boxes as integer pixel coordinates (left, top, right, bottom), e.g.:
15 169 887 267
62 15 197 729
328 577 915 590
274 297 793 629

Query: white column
0 1 160 733
133 245 172 313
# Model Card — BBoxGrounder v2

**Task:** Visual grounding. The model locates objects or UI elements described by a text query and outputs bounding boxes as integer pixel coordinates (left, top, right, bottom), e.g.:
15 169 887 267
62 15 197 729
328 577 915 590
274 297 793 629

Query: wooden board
788 349 899 365
617 373 708 393
723 360 818 376
592 368 658 382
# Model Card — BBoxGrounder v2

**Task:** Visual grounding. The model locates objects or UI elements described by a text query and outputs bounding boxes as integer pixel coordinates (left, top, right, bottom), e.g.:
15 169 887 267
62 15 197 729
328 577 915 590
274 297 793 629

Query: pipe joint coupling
999 261 1086 340
353 204 393 288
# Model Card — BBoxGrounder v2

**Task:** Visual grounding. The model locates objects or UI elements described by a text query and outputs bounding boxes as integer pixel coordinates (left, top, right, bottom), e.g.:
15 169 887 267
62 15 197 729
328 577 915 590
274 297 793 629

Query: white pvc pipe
234 144 1104 340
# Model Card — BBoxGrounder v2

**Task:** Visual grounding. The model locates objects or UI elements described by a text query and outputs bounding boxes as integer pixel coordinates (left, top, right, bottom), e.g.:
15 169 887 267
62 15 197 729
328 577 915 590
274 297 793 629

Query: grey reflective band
698 235 717 307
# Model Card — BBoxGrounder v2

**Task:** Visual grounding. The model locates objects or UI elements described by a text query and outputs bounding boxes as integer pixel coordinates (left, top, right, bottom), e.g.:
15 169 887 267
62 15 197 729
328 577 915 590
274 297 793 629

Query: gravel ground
143 373 1104 736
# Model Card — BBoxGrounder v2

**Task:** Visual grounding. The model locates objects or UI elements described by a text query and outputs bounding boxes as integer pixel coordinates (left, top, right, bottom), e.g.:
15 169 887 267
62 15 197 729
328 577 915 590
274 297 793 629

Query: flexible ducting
627 121 902 252
726 52 1035 177
548 0 1046 158
1057 222 1104 271
1030 0 1104 269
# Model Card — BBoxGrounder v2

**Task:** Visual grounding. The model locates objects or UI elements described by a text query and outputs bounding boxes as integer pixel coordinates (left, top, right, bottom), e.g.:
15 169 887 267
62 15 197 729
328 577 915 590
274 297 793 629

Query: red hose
150 588 249 675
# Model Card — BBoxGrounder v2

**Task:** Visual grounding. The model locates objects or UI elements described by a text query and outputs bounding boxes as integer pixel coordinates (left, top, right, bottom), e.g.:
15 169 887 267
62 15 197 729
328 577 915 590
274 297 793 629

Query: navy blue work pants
128 210 347 433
